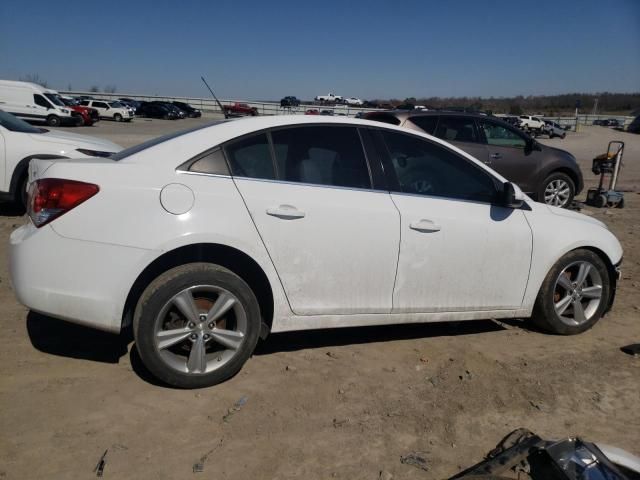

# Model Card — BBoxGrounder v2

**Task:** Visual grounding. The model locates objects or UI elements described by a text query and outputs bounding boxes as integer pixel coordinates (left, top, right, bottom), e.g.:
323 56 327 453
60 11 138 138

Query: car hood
544 203 608 229
27 130 122 154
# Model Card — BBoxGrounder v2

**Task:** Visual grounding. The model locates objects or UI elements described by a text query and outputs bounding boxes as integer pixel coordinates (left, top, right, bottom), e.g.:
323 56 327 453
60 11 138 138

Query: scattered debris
285 365 297 372
332 418 349 428
379 470 393 480
192 463 204 473
192 439 224 474
93 449 108 477
338 389 345 395
621 344 640 357
400 451 429 471
458 370 472 381
223 395 249 423
326 351 338 359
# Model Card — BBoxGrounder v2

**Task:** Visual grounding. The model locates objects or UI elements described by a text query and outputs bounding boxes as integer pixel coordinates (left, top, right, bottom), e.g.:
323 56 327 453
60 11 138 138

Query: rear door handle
490 153 502 159
409 219 441 232
266 204 305 220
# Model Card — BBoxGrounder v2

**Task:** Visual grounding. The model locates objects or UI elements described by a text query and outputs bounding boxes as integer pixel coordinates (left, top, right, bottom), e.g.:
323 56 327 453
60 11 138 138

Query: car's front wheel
532 249 610 335
114 113 123 122
540 172 575 208
46 115 61 127
134 263 261 388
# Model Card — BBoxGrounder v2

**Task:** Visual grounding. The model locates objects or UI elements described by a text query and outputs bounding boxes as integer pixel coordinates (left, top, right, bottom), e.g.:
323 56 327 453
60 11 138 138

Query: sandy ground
0 119 638 479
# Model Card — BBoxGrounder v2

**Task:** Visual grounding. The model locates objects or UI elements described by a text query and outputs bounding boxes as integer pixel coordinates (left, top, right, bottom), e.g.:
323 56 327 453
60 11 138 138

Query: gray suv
365 111 583 208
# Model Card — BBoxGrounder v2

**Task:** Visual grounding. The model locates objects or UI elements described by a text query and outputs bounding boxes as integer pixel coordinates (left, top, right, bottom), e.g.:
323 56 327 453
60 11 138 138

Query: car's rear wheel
540 172 575 208
114 113 123 122
134 263 261 388
532 249 610 335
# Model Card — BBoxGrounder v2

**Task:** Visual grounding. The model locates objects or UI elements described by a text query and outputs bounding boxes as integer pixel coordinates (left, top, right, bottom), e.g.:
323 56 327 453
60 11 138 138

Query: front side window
43 93 65 106
225 133 274 180
381 130 498 203
434 116 478 143
480 121 527 148
271 126 371 189
33 94 51 108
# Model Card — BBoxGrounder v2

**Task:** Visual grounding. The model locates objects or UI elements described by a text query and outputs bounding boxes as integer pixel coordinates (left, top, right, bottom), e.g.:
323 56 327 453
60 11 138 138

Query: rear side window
381 130 498 203
408 115 438 135
225 133 275 180
271 126 371 189
33 94 50 108
181 148 229 175
434 116 479 143
94 102 108 109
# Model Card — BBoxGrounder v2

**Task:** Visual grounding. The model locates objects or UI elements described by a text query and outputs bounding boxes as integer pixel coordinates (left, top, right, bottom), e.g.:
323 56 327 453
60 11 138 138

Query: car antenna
201 76 228 119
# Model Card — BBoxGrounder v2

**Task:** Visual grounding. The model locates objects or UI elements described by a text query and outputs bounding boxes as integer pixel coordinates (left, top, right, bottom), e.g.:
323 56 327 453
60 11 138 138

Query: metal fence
61 91 380 117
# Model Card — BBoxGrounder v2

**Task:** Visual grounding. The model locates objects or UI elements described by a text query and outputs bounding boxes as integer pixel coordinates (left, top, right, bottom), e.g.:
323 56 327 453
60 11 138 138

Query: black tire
16 174 28 211
134 263 261 388
532 249 610 335
46 115 61 127
561 133 566 139
114 113 123 122
539 171 575 208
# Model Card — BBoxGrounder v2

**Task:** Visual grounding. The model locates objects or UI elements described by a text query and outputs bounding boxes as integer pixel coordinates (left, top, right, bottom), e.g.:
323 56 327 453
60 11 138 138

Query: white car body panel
234 178 400 315
9 115 623 335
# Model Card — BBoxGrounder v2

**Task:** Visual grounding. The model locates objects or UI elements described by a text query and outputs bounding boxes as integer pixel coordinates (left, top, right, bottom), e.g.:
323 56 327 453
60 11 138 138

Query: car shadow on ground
26 311 130 364
0 201 25 217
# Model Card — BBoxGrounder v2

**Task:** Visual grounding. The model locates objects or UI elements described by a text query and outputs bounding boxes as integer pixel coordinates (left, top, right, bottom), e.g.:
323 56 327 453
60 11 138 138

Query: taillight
28 179 99 228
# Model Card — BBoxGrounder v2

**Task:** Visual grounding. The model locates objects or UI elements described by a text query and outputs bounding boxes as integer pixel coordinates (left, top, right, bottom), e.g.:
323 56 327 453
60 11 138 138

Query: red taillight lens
28 179 99 228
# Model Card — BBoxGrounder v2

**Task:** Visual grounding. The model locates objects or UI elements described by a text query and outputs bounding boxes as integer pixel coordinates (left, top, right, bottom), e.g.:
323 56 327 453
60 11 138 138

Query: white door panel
391 194 532 312
235 178 400 315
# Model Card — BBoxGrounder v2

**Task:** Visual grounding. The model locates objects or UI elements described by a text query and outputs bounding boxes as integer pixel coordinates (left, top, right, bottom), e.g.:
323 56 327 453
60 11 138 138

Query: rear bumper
9 222 150 333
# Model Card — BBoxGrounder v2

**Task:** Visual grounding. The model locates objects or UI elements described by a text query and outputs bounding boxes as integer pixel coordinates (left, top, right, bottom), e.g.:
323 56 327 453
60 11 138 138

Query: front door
376 128 532 312
433 115 489 163
230 125 400 315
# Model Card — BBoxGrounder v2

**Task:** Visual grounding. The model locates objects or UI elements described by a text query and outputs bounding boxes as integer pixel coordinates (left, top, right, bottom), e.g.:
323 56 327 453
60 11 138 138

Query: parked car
0 80 82 127
10 115 622 388
315 93 342 103
118 98 142 110
304 109 319 115
543 120 567 139
59 96 100 126
627 115 640 133
79 100 133 122
344 97 364 106
117 99 138 114
172 101 202 118
280 96 301 108
151 102 186 119
364 110 583 208
320 110 334 116
137 102 178 120
519 115 546 133
501 116 522 127
0 109 120 208
223 102 258 117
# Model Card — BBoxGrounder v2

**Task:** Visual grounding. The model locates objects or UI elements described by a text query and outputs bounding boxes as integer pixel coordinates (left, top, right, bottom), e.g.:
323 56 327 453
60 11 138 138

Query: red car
60 97 100 126
223 102 258 117
304 109 320 115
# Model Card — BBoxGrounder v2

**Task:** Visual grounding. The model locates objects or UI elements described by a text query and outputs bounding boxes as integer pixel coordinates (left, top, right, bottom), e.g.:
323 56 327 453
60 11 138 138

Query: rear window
110 121 228 161
408 115 438 135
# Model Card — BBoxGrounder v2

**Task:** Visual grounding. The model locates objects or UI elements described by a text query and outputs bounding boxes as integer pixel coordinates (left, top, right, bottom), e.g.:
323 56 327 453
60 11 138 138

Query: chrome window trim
231 174 389 194
176 170 232 179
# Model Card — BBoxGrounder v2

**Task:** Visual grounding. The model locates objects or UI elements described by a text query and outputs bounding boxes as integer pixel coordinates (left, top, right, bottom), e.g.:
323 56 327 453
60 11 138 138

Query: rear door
230 125 400 316
431 115 489 162
374 128 532 312
478 118 541 194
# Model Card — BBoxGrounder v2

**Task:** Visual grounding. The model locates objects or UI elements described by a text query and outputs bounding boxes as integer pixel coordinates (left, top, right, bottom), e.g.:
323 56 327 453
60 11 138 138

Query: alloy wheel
553 261 603 326
544 179 571 207
153 285 247 374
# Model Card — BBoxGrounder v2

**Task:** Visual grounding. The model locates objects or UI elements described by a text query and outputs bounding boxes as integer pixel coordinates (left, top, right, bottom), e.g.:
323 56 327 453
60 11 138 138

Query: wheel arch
578 246 619 312
9 154 68 201
122 243 274 333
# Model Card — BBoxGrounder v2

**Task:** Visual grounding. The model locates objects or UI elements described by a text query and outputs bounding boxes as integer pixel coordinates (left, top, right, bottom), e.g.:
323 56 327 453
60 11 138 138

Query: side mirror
502 182 524 208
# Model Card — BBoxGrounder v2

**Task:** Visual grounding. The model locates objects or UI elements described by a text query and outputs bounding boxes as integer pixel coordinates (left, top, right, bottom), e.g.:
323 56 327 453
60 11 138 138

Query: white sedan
10 116 622 388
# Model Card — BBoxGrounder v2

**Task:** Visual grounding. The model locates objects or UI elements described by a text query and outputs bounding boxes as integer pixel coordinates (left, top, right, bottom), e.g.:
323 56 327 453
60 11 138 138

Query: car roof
366 110 516 128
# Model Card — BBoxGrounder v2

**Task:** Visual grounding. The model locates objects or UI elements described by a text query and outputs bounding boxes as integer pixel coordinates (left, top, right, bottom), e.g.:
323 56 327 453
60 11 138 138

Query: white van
0 80 81 127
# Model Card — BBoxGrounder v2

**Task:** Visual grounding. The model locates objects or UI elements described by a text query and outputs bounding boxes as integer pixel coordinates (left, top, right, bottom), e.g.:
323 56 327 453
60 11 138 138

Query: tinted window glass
381 130 497 203
185 148 229 175
409 115 438 135
33 94 50 108
94 102 108 108
365 113 401 126
434 116 478 143
271 126 371 189
480 121 526 148
225 133 274 180
80 100 89 106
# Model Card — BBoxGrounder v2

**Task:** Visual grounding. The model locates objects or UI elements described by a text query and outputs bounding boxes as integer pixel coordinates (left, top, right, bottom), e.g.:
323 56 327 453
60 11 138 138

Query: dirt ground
0 120 638 479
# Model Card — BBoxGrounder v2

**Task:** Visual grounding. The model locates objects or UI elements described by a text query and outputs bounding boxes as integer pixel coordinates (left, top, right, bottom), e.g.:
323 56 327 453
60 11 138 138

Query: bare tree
89 85 100 93
20 73 48 88
104 85 117 94
67 83 73 92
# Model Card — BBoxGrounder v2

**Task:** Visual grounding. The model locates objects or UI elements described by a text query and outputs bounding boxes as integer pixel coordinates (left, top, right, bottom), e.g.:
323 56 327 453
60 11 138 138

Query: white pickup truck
315 93 342 103
519 115 546 133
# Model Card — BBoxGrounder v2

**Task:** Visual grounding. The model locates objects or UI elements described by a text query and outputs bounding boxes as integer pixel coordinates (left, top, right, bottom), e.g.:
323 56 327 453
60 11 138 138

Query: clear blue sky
1 0 638 101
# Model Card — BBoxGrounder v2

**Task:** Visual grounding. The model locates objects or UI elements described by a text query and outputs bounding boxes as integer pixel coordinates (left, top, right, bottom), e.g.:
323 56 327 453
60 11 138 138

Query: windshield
0 110 44 133
111 121 229 161
43 93 65 107
109 102 124 108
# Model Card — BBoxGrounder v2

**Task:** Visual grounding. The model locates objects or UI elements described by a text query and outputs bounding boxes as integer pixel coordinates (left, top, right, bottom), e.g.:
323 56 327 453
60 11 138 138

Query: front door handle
409 219 441 233
490 153 502 159
266 204 305 220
